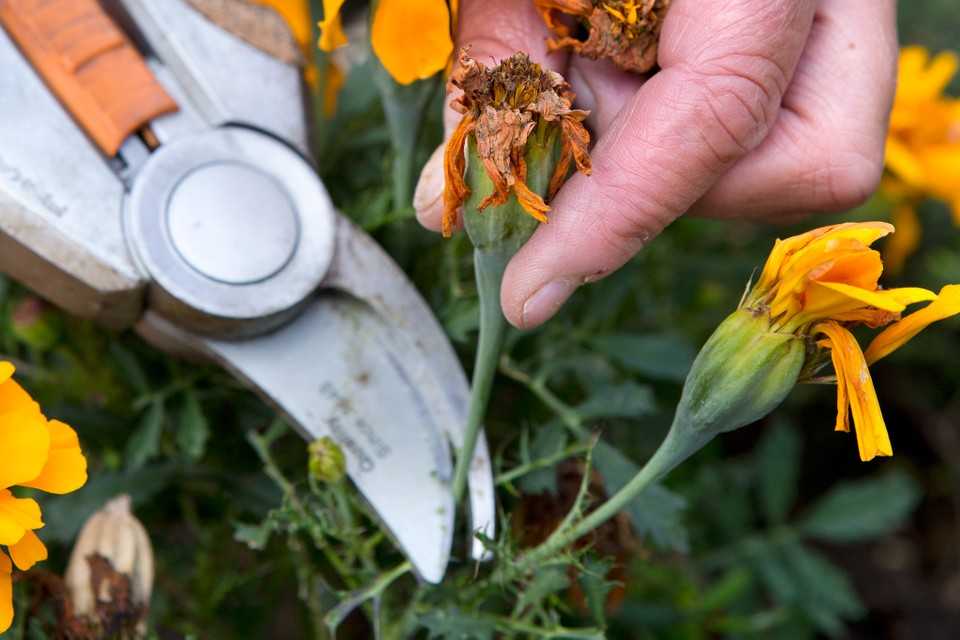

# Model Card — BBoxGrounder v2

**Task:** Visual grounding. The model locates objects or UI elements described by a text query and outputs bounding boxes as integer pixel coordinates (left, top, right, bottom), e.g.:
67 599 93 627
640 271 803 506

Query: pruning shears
0 0 494 583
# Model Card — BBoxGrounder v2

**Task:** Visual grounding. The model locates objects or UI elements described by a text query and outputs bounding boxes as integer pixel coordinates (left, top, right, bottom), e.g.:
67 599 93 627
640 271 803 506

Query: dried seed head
442 50 592 237
535 0 671 73
65 495 154 638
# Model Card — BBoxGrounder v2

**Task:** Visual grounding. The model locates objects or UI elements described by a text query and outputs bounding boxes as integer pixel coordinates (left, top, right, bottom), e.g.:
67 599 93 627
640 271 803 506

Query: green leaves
589 333 696 382
177 391 210 461
576 381 656 420
126 400 165 470
800 470 921 542
756 421 802 524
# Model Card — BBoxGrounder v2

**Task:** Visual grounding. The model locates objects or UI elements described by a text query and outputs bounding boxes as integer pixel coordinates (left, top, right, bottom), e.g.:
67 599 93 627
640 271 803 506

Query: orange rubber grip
0 0 177 156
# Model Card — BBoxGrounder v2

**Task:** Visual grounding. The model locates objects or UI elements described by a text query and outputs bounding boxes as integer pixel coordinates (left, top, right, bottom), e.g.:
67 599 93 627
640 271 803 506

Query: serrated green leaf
579 557 615 626
756 421 801 524
593 442 689 553
177 390 210 460
516 566 569 613
577 381 656 420
234 521 273 551
780 539 864 636
518 422 568 495
419 608 495 640
590 333 696 382
126 401 165 470
800 470 921 542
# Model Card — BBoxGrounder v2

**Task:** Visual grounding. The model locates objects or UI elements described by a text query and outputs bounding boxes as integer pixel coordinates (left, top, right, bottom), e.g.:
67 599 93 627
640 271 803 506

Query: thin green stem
499 356 587 438
323 561 412 631
452 248 511 502
495 441 593 486
507 429 679 578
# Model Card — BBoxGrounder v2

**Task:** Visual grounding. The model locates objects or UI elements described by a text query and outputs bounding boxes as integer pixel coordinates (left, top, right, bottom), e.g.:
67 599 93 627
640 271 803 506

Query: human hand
414 0 898 329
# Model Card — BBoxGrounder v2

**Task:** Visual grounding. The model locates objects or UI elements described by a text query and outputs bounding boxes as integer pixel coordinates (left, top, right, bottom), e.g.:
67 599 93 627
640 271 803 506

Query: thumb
501 0 817 328
414 0 567 232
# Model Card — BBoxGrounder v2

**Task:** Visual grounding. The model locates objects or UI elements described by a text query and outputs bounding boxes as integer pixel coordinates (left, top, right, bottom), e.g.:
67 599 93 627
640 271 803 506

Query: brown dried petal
442 114 475 237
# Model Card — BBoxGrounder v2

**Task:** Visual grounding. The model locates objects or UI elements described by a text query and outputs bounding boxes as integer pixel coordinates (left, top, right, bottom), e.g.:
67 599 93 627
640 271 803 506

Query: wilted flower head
0 362 88 634
443 50 592 237
534 0 670 73
317 0 456 84
743 222 960 460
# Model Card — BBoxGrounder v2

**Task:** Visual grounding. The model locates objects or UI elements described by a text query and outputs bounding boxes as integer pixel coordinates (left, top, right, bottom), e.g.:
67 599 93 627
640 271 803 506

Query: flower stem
452 246 511 502
507 426 685 577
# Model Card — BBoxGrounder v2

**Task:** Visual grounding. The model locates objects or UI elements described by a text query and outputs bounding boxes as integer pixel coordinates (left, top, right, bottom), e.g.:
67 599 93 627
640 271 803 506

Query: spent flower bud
308 436 347 483
65 495 154 638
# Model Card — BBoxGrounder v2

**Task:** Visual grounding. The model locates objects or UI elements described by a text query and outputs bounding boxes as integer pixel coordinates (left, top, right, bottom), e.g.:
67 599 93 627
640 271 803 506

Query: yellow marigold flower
0 362 87 634
317 0 454 85
884 47 960 222
253 0 344 116
744 222 960 461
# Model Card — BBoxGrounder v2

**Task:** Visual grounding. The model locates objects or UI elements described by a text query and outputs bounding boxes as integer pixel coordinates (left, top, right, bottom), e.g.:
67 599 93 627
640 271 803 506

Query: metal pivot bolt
125 127 336 337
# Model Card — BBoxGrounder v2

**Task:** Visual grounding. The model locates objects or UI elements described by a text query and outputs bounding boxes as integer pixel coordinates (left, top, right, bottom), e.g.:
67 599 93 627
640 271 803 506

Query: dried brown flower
442 50 592 237
534 0 671 73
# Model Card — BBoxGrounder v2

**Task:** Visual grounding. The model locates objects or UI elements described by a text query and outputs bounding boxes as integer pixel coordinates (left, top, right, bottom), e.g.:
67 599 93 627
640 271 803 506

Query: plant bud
308 436 347 483
65 495 154 637
657 309 806 470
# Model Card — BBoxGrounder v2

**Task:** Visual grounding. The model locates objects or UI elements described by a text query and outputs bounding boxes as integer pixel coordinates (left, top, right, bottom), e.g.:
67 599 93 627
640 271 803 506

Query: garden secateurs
0 0 494 583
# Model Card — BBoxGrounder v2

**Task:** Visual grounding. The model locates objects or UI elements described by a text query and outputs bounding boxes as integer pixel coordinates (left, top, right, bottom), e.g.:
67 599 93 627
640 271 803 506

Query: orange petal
23 420 87 495
816 322 892 461
8 529 46 571
317 0 348 52
442 114 474 237
0 491 43 546
0 551 11 634
253 0 312 50
513 178 550 223
0 401 50 491
865 284 960 365
371 0 453 84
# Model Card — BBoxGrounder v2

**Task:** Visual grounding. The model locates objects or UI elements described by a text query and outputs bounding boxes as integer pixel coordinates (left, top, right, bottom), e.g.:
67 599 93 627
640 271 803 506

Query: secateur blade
0 0 495 583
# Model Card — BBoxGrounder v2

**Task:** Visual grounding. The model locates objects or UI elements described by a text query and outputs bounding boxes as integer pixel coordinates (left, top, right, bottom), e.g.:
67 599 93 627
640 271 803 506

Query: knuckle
809 149 884 212
682 53 787 164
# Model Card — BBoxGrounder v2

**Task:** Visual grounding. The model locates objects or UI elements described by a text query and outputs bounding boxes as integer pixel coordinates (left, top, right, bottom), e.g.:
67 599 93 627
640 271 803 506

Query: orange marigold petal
864 284 960 365
8 529 46 571
23 420 87 495
317 0 348 52
371 0 453 85
0 401 49 491
513 178 550 223
442 115 474 237
816 322 892 461
0 491 43 546
0 551 11 634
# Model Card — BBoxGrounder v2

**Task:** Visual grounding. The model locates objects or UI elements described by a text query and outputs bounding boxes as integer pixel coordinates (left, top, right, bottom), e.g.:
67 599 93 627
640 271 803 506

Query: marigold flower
743 222 960 461
317 0 455 85
0 361 88 633
442 50 592 237
878 47 960 270
534 0 670 73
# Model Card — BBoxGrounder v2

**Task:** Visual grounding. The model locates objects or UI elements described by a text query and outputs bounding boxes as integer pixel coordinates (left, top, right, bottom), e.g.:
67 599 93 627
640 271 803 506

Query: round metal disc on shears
125 127 336 335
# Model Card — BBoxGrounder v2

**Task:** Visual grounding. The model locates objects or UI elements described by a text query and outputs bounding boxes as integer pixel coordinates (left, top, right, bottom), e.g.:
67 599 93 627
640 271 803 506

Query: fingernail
521 279 577 328
414 145 445 219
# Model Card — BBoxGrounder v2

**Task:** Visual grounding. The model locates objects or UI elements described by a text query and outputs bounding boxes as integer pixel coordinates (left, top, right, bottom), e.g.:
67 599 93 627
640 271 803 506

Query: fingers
688 0 899 220
414 0 565 232
501 0 818 328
